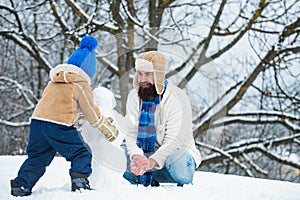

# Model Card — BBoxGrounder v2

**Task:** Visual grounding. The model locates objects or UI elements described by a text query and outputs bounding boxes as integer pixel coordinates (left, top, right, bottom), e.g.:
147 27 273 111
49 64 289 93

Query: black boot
151 179 160 187
123 171 160 187
10 179 31 197
123 171 139 185
70 172 91 192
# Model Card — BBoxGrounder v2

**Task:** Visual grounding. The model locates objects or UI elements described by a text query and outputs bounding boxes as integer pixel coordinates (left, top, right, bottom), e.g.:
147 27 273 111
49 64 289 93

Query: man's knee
166 149 196 184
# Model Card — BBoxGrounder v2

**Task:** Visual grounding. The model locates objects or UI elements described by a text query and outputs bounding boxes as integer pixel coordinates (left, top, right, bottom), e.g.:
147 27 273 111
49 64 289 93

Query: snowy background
1 0 299 186
0 1 299 199
1 156 300 200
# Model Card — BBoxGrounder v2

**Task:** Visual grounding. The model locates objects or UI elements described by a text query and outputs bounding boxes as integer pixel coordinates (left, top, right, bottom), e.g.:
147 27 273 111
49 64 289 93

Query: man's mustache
139 82 152 87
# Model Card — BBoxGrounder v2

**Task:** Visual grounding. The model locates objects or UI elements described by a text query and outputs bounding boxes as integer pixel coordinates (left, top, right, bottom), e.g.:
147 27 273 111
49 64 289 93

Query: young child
10 35 118 196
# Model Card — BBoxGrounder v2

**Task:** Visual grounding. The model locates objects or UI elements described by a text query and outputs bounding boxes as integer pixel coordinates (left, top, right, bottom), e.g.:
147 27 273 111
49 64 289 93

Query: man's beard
138 82 158 101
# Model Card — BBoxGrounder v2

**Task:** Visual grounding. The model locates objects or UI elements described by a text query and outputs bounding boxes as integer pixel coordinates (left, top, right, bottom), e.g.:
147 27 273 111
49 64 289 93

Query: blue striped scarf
136 99 159 156
136 80 167 186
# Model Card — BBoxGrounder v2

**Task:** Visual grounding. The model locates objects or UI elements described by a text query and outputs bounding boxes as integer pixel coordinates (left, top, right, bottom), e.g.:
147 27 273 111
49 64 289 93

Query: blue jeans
14 119 92 191
123 148 196 185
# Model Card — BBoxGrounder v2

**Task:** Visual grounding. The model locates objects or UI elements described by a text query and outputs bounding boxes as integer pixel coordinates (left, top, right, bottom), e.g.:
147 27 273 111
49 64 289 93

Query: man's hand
130 155 157 176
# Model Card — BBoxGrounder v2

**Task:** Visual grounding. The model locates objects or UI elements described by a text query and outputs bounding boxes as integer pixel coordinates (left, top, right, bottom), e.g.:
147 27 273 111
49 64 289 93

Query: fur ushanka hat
133 51 167 95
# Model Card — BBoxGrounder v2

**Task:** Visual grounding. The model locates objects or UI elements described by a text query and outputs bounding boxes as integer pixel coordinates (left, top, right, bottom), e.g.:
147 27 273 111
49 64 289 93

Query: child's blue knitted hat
67 35 98 78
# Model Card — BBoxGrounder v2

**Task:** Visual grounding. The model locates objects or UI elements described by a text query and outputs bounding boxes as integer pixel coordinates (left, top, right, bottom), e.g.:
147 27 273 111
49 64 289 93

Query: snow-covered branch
242 153 268 175
257 145 300 169
49 1 71 35
166 38 207 79
225 133 300 151
192 80 243 124
194 38 300 137
210 113 300 133
0 76 37 109
121 0 143 27
177 0 268 89
0 30 52 72
0 119 30 127
228 111 300 121
96 53 119 74
64 0 119 33
199 133 300 170
197 141 254 176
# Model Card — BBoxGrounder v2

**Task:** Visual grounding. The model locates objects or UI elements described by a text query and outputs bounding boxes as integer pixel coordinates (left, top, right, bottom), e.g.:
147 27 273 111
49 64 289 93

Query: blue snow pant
14 119 92 191
123 147 196 186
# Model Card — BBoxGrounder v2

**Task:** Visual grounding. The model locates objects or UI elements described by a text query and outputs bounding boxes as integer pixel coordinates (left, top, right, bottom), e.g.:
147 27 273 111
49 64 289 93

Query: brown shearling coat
31 64 101 126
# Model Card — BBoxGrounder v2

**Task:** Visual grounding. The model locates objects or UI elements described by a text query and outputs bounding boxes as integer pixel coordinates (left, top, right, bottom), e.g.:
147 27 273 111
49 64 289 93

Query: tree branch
63 0 119 34
194 43 299 137
178 0 268 88
197 141 253 176
199 133 300 169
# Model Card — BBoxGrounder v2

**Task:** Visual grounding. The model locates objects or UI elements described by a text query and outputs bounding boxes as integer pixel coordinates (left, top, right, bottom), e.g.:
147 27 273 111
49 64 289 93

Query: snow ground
1 155 300 200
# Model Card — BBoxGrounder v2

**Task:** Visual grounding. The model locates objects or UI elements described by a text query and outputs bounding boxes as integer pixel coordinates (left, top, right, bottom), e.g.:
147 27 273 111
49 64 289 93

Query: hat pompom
80 35 98 51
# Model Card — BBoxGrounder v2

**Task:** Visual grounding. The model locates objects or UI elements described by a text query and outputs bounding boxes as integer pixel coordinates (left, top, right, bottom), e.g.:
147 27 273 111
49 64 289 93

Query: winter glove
94 116 119 142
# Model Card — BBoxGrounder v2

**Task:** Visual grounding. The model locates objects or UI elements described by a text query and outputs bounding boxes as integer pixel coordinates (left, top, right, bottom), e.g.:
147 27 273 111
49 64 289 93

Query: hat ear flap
133 72 139 90
151 54 167 95
154 71 165 95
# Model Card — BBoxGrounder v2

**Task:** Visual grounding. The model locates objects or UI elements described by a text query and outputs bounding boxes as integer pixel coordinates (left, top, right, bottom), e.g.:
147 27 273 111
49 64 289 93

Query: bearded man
123 51 201 187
